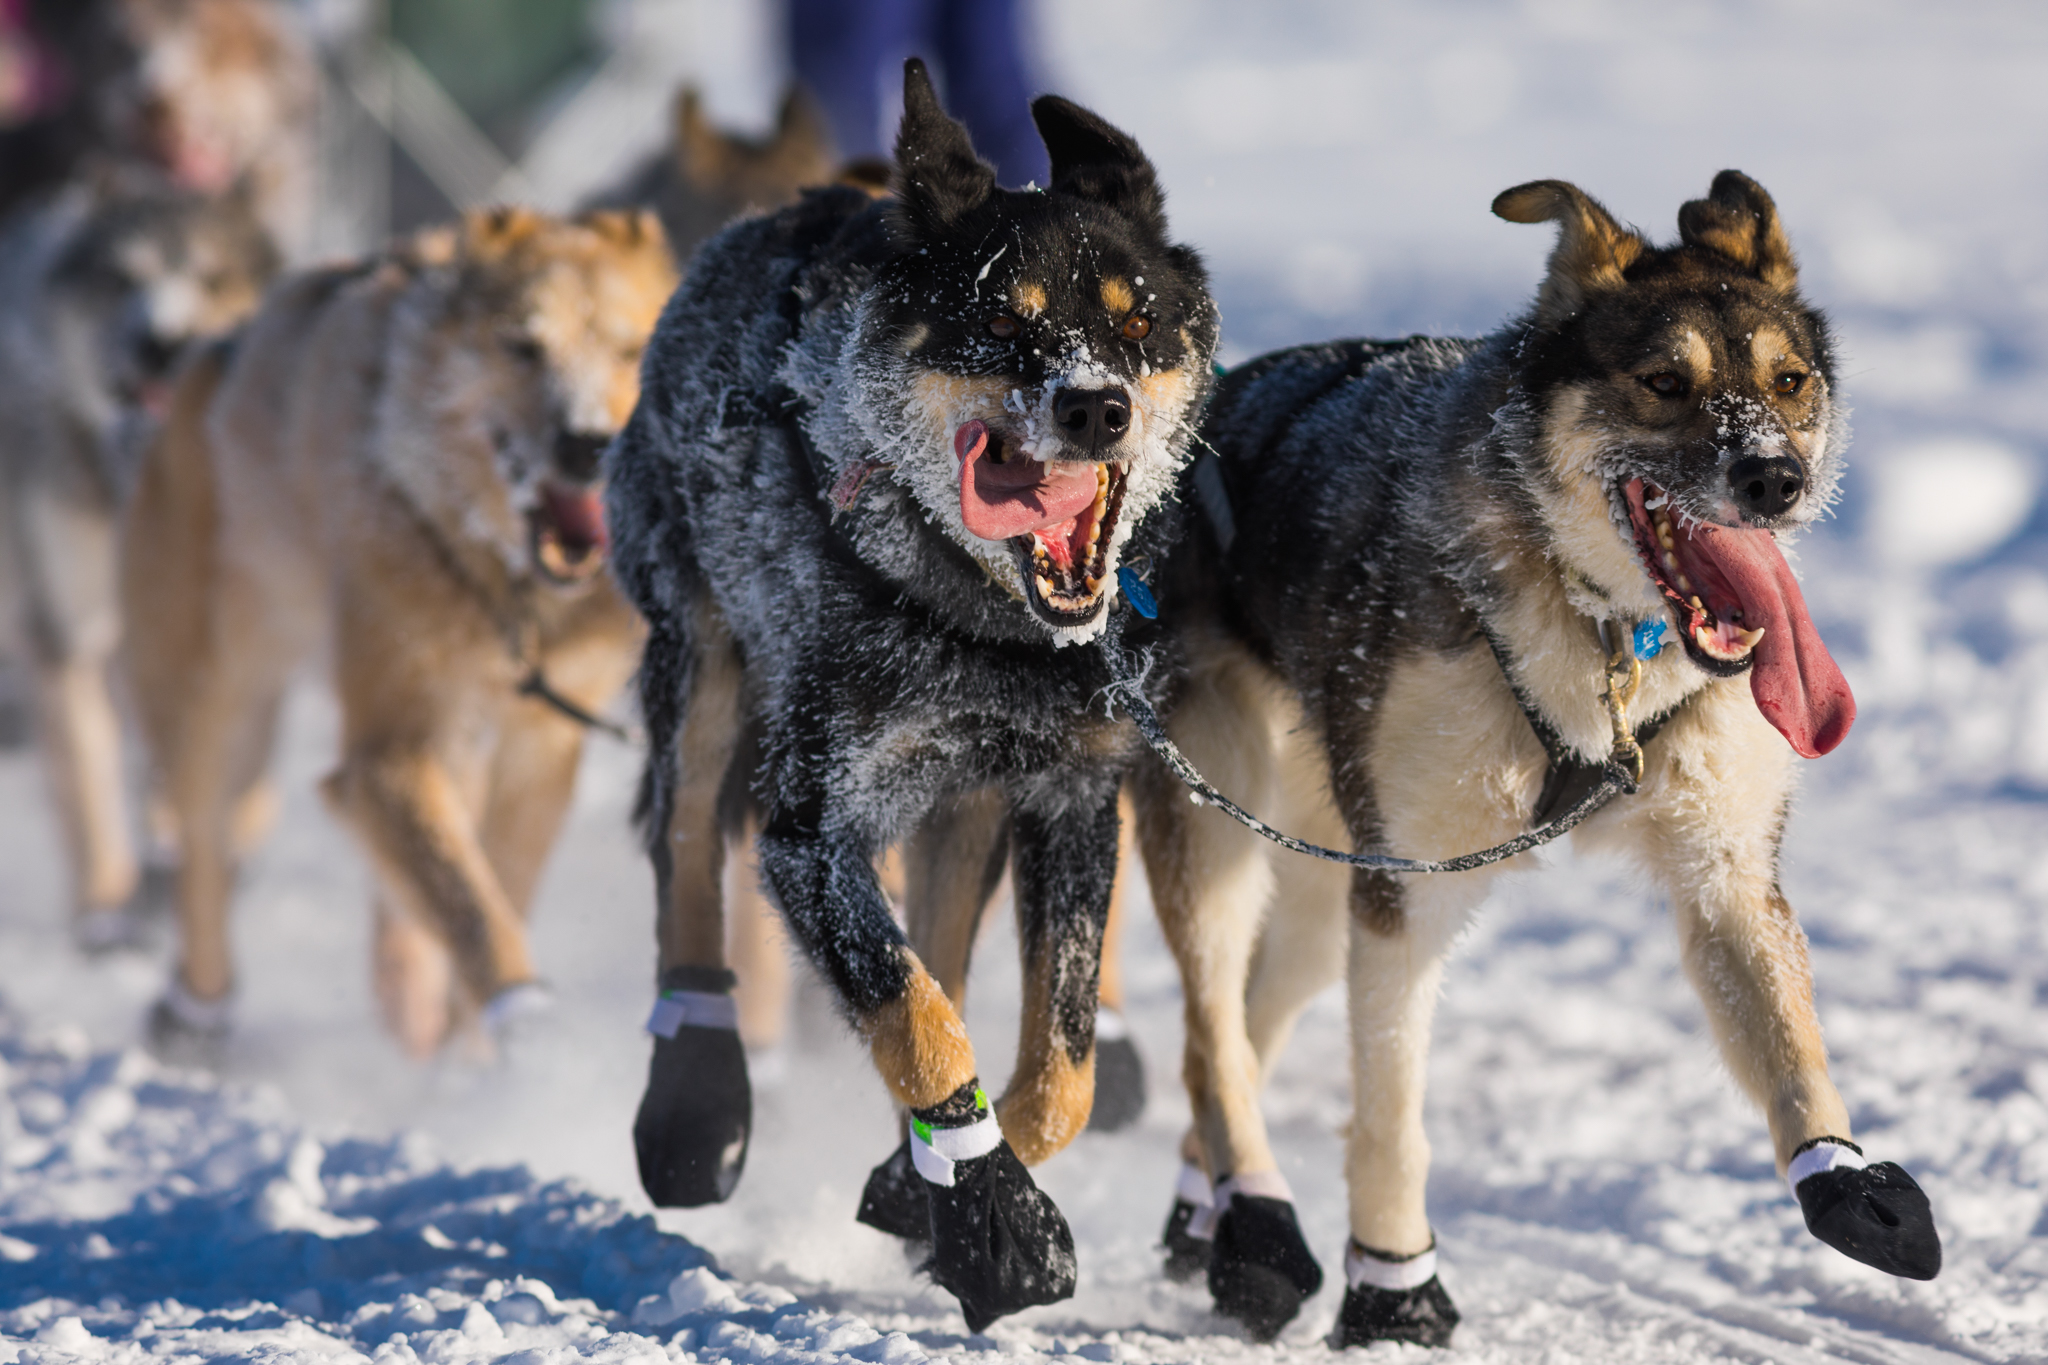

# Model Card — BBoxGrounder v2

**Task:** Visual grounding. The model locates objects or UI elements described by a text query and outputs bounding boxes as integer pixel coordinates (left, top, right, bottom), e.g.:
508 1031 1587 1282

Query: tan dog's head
1497 171 1852 757
383 207 678 588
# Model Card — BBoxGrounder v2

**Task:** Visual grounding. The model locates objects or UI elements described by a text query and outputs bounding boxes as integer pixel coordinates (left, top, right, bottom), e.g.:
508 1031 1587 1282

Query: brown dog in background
122 206 675 1059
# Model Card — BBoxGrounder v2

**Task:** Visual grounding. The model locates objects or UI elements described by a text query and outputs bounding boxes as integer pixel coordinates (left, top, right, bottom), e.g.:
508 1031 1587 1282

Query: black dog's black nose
554 430 611 483
1053 387 1131 451
1727 454 1806 520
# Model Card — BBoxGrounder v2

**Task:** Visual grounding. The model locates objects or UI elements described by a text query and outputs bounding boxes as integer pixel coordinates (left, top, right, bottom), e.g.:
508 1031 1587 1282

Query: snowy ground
4 2 2048 1361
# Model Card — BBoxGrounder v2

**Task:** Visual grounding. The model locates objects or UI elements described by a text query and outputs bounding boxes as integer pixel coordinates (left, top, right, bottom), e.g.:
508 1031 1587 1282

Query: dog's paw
1791 1139 1941 1280
1330 1278 1459 1349
1329 1236 1457 1348
1160 1162 1217 1283
1206 1183 1322 1341
145 980 233 1068
1086 1007 1146 1132
910 1085 1075 1331
1161 1196 1215 1283
857 1137 932 1244
633 971 749 1207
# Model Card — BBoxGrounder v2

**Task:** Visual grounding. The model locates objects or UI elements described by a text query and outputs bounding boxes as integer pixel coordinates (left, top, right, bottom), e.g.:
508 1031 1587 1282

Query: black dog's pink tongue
541 481 608 556
956 420 1098 542
1690 521 1855 757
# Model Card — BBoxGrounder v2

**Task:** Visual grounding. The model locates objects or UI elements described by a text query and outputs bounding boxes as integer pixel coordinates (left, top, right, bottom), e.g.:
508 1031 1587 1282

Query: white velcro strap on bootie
160 977 235 1034
1178 1162 1218 1240
909 1089 1003 1187
1345 1237 1438 1292
645 988 738 1038
1786 1138 1867 1199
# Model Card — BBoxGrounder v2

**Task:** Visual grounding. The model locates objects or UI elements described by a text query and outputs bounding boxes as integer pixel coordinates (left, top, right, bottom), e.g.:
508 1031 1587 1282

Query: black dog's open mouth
956 420 1128 625
1011 460 1127 623
529 479 609 585
1621 477 1760 675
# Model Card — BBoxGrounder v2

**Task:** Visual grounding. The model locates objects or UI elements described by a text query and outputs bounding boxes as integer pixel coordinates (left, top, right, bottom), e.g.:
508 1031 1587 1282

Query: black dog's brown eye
989 315 1020 339
1644 372 1686 396
1121 314 1152 342
1774 372 1804 395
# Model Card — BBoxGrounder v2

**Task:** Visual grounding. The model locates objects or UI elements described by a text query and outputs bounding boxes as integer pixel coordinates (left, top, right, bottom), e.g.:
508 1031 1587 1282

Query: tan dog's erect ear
769 84 835 166
577 207 669 255
1678 170 1798 290
673 87 730 190
463 205 546 260
1493 179 1647 326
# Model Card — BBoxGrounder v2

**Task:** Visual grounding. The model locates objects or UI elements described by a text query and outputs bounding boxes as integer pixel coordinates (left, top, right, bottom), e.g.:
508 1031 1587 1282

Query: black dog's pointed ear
891 58 995 240
1031 95 1165 235
1678 170 1798 290
1494 179 1648 327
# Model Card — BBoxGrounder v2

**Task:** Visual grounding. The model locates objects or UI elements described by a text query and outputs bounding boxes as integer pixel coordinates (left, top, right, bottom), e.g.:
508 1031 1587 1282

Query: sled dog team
0 13 1940 1350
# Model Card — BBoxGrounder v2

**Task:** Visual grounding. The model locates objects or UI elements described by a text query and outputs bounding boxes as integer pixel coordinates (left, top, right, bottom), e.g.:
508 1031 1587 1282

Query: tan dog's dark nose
1727 453 1805 521
554 430 611 483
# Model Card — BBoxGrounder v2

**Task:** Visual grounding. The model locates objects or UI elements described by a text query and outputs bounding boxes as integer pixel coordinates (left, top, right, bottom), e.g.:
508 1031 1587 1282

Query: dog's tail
604 407 701 887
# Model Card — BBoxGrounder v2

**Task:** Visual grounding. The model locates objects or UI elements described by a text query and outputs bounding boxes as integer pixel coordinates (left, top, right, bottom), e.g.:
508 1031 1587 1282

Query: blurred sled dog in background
1134 171 1939 1347
122 207 675 1060
607 60 1215 1331
0 172 278 948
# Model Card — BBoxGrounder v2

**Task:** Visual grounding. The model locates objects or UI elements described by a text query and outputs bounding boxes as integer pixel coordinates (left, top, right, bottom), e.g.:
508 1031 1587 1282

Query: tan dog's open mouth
530 479 609 585
1621 475 1853 757
955 419 1127 624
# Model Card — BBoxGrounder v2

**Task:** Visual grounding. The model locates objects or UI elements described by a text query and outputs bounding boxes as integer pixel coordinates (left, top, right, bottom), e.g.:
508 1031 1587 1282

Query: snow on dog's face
848 61 1216 643
1498 172 1854 758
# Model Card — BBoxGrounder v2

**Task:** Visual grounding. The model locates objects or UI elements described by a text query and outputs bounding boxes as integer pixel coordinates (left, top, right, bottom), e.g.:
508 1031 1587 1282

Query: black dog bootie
1204 1174 1323 1341
1086 1006 1147 1132
856 1137 931 1243
1790 1137 1941 1280
1330 1237 1459 1349
1159 1163 1216 1283
632 966 750 1207
900 1082 1076 1332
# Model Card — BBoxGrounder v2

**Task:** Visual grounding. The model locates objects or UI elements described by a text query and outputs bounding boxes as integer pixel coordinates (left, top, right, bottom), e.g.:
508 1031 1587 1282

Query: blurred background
1 0 2045 1350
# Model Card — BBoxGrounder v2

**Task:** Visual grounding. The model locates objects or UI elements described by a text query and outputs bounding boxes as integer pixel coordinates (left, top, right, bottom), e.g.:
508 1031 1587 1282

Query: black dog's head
847 60 1217 642
1498 171 1852 757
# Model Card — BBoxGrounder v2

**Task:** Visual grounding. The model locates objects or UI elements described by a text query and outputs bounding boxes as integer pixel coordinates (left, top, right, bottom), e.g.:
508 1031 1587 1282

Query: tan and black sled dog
1133 172 1940 1348
122 207 677 1058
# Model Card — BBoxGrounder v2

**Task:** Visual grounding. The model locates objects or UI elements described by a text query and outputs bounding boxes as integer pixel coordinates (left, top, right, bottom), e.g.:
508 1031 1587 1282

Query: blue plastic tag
1634 618 1667 659
1117 564 1158 619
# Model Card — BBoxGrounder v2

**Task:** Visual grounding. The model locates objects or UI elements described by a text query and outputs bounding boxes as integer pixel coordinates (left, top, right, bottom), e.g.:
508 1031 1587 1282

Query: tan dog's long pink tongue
956 420 1099 542
1691 522 1855 757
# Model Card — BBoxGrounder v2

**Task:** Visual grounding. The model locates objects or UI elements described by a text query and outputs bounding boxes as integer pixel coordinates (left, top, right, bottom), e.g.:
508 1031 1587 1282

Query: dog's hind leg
122 347 294 1060
632 598 753 1207
1087 794 1149 1133
1131 638 1326 1340
1594 684 1941 1280
16 477 139 942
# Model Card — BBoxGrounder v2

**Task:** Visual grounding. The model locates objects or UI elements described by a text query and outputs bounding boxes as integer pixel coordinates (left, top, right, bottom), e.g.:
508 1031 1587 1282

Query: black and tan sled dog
1133 172 1939 1347
606 61 1216 1329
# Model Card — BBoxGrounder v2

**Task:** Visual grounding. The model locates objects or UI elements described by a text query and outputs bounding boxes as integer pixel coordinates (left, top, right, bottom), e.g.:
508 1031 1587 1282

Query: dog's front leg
759 815 1075 1331
1608 687 1942 1280
998 784 1122 1164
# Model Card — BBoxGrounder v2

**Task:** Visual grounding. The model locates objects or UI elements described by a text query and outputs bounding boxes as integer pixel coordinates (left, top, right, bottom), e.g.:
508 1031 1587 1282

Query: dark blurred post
787 0 1048 189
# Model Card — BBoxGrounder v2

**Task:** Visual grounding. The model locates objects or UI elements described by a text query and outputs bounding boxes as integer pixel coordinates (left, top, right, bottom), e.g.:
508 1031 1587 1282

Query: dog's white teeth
1661 550 1679 573
1034 573 1055 600
1688 595 1706 615
1736 623 1766 649
1084 574 1102 594
1676 572 1694 594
